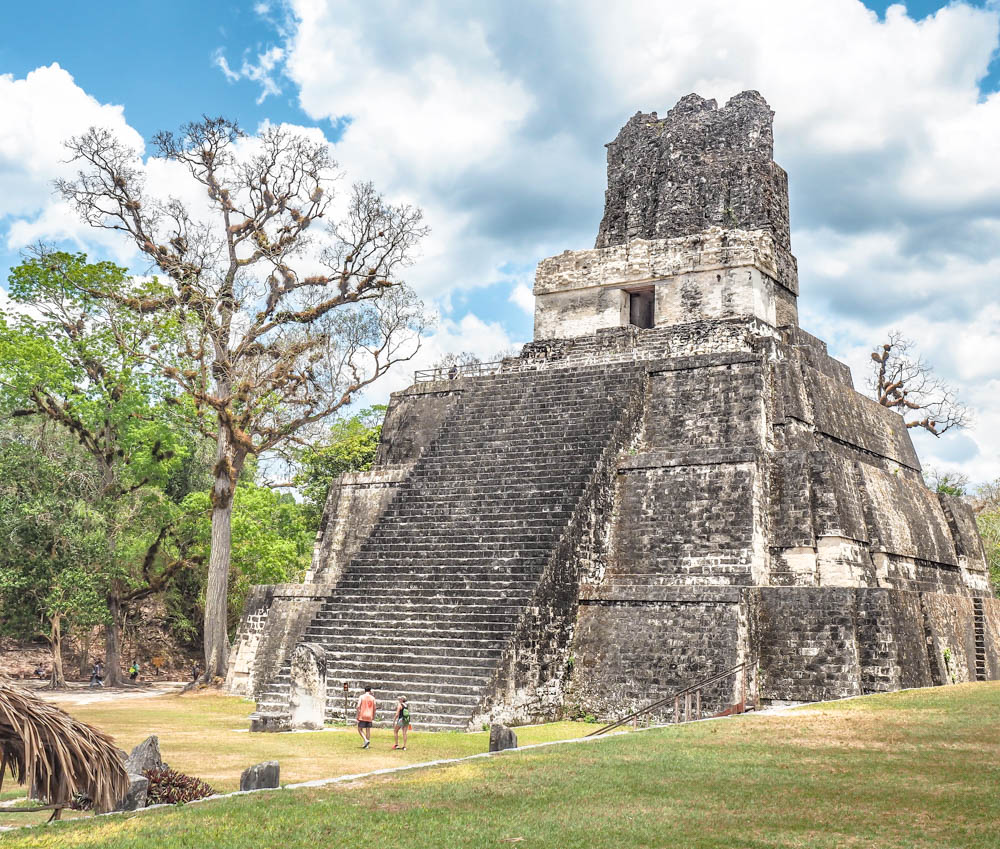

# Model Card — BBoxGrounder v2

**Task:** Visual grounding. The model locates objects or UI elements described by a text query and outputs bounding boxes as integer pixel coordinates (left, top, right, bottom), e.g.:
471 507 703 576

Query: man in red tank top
356 686 376 748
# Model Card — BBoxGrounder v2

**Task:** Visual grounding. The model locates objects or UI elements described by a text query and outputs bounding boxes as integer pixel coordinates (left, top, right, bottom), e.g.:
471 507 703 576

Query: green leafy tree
0 251 197 684
923 468 970 497
0 428 106 687
58 119 429 678
176 481 313 636
294 405 385 525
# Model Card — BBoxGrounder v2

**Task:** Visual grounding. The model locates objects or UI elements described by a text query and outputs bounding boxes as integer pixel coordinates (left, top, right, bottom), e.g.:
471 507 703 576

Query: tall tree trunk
48 615 66 689
104 590 125 687
203 431 244 680
79 628 91 679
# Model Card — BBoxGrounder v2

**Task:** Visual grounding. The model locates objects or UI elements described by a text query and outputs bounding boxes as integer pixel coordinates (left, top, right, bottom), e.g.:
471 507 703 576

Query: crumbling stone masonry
228 91 1000 728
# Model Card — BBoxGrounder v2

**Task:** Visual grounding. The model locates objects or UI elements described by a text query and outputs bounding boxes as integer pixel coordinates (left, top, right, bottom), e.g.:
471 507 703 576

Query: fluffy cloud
5 3 1000 485
267 0 1000 483
0 64 144 257
0 65 514 402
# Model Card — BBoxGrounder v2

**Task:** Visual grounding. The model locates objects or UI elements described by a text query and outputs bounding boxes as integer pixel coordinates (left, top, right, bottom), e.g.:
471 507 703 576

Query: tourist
191 662 200 682
128 660 140 682
356 686 376 749
33 664 46 680
89 660 104 688
392 696 410 750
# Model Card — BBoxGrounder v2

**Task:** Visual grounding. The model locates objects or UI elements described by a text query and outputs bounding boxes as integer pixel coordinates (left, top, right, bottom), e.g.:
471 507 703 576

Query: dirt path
12 679 187 706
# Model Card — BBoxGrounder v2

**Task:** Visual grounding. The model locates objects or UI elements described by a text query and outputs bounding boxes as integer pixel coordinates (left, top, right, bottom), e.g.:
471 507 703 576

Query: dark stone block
240 761 280 791
489 725 518 752
114 774 148 811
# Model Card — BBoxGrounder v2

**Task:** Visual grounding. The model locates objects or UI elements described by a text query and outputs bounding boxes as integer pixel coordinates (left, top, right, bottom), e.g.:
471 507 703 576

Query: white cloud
267 0 1000 484
510 283 534 315
214 46 286 104
363 310 521 401
0 64 144 222
6 3 1000 485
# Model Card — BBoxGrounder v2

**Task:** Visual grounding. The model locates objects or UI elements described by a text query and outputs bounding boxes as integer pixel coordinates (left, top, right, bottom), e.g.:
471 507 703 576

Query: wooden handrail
586 658 755 737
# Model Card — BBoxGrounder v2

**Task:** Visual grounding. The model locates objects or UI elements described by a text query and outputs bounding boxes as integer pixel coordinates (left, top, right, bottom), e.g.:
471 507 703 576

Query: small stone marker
125 735 164 774
489 724 518 752
288 642 327 730
240 760 280 792
249 712 291 733
114 774 149 811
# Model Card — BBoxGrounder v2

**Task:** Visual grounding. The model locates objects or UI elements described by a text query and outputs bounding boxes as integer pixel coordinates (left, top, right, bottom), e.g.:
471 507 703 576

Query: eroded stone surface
288 642 327 730
489 724 518 752
113 774 148 812
125 735 163 775
240 761 280 791
596 91 789 251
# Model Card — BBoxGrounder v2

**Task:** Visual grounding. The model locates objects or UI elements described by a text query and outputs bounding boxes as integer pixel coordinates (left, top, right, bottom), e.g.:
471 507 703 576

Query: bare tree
869 332 970 436
57 118 429 679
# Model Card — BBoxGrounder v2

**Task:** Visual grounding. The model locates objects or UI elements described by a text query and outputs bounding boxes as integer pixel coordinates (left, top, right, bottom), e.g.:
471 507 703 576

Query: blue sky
2 0 1000 482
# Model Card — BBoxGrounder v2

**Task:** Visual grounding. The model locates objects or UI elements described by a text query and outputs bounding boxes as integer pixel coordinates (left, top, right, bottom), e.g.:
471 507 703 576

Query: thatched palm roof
0 680 130 813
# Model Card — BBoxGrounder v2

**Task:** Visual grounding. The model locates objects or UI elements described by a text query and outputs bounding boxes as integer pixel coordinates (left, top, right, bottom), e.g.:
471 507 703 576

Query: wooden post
674 696 680 723
684 692 691 723
695 689 701 720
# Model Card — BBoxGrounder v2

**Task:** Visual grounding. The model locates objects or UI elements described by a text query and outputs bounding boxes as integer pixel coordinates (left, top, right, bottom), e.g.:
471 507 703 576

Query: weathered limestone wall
472 375 648 726
753 589 1000 701
307 465 412 584
533 228 796 341
596 92 790 252
225 583 335 697
375 385 461 465
563 321 1000 716
569 590 744 719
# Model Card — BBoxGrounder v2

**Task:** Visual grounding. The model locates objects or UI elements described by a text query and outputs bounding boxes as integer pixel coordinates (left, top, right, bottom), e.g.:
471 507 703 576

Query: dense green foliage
175 483 313 634
295 406 385 523
973 480 1000 598
0 431 106 659
0 252 318 669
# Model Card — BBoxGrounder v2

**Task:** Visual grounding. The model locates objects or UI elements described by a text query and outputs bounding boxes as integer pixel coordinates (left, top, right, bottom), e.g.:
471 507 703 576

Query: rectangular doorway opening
628 288 655 329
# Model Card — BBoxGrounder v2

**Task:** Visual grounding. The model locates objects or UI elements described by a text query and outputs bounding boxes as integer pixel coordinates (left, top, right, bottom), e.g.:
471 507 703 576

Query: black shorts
358 720 373 728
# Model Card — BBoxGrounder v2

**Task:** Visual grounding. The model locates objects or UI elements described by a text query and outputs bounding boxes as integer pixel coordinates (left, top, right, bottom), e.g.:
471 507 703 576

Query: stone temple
228 91 1000 729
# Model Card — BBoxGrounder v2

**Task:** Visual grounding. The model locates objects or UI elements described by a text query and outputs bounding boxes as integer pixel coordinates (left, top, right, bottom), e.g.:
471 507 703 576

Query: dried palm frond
0 680 130 813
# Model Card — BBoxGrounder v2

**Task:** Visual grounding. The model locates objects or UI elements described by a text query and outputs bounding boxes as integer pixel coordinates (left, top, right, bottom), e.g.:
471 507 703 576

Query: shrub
143 767 215 805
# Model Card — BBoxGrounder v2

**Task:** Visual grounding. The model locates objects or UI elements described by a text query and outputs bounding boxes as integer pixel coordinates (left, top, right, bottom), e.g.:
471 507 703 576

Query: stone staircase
254 363 646 729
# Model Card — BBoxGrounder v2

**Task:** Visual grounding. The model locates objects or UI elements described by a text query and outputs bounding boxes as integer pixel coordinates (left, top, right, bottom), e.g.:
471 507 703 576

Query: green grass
3 684 999 848
0 689 600 830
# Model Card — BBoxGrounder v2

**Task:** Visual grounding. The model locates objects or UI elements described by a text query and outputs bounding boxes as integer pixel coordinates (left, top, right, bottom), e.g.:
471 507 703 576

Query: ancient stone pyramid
229 91 999 729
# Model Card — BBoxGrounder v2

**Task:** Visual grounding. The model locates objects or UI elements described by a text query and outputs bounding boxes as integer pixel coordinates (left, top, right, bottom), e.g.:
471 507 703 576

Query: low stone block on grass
489 724 518 752
249 712 291 733
114 774 149 811
240 761 280 792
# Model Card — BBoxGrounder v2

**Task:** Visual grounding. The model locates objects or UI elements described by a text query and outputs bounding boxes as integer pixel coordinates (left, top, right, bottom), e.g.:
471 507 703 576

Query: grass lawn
0 688 600 829
3 683 1000 848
